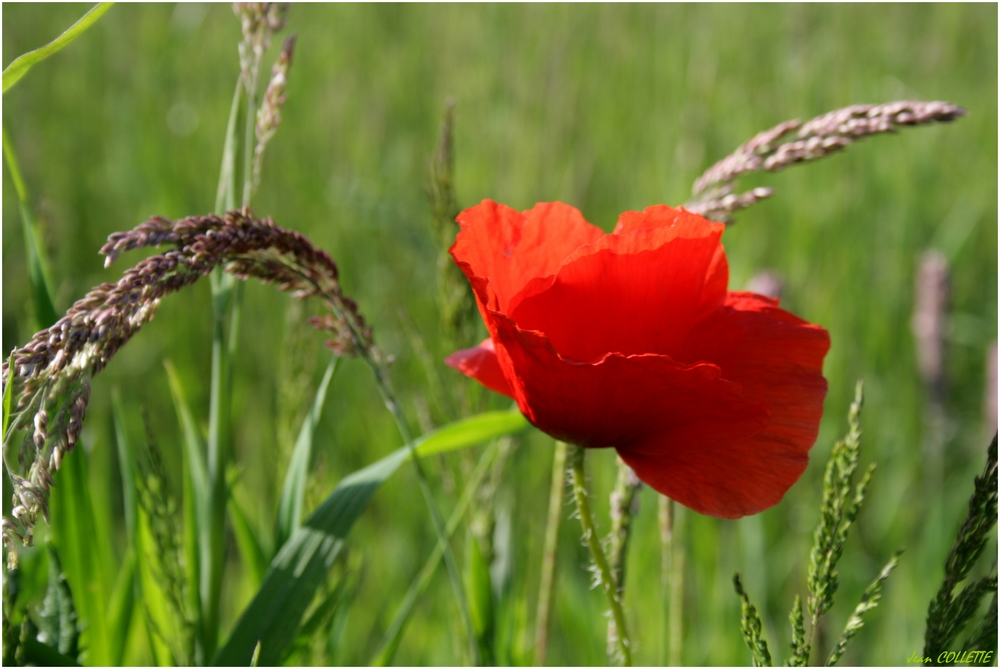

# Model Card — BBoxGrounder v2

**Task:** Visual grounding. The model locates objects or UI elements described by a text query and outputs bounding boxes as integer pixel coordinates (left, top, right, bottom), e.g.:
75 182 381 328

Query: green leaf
2 3 114 94
228 489 269 589
3 127 58 330
275 356 338 552
2 350 14 439
106 548 136 666
213 409 530 666
111 390 138 548
49 447 116 666
215 79 242 215
164 361 210 660
464 532 496 664
371 440 499 666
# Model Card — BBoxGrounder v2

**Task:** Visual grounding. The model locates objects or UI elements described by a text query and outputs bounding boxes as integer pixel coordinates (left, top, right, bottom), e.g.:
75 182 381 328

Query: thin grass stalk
373 439 500 666
365 358 480 665
533 440 567 666
200 76 245 665
659 495 683 666
3 127 59 331
565 443 632 666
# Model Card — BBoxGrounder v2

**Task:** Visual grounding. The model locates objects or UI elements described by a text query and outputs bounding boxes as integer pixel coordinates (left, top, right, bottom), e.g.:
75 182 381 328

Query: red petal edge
444 338 515 399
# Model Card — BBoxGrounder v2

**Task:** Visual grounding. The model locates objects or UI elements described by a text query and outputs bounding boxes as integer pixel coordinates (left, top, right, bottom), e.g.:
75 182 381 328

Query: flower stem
607 459 641 660
534 440 568 666
566 443 632 666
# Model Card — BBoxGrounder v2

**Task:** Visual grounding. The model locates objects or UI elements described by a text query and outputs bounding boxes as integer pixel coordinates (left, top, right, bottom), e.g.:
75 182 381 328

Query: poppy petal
488 311 769 453
613 204 706 234
508 221 728 362
451 200 604 313
444 338 515 399
618 292 830 518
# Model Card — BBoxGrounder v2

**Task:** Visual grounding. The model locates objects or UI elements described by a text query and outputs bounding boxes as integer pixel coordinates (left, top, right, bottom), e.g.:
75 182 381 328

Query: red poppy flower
445 201 831 518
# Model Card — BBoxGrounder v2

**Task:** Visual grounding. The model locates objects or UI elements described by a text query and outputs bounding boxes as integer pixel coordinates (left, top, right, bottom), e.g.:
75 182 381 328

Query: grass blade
109 391 138 665
164 361 210 661
215 79 242 215
213 409 529 666
112 390 138 548
228 488 269 589
3 127 58 329
275 356 338 552
48 447 115 666
371 440 499 666
464 531 496 664
2 350 14 438
106 548 136 666
2 3 114 94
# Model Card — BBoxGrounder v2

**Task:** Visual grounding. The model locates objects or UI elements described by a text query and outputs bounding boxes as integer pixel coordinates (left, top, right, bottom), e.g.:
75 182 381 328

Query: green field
2 3 997 666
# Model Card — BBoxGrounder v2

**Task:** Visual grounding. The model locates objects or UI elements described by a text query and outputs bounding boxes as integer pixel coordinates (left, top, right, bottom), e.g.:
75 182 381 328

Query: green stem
368 363 480 665
241 56 260 208
372 440 500 666
566 443 632 666
200 73 245 663
534 440 567 666
659 496 683 667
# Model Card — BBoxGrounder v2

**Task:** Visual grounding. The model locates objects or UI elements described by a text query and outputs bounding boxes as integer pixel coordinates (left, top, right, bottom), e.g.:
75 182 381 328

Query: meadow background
2 3 997 665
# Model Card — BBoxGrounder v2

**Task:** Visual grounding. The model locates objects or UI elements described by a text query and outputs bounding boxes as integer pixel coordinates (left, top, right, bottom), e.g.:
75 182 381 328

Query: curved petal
508 220 728 362
619 291 830 518
488 310 769 452
444 338 514 399
613 204 707 235
450 200 604 313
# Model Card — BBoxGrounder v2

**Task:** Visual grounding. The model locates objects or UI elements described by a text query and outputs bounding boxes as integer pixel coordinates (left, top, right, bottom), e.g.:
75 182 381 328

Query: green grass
3 4 997 666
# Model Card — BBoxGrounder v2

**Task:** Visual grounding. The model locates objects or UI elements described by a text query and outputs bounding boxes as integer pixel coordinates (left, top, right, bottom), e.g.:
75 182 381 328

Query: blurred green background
3 3 997 665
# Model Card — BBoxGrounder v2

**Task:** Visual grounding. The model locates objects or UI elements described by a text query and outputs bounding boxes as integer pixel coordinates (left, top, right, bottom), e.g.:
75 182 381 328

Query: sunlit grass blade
465 531 496 664
202 48 245 660
136 500 184 665
372 439 498 666
275 356 338 552
2 350 13 438
213 409 529 666
2 3 114 94
215 79 242 215
288 574 347 654
106 548 136 666
48 447 115 666
228 486 269 589
3 127 58 329
109 391 138 665
112 390 138 548
165 361 210 660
